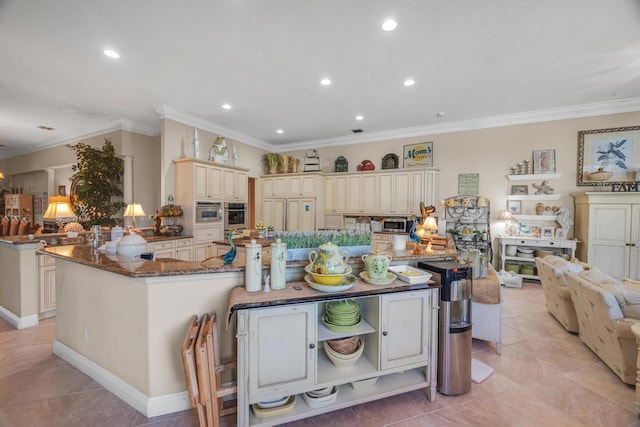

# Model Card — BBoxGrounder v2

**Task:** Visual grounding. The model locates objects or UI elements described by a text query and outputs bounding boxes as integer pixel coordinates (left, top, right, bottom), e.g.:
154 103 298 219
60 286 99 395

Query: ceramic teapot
362 252 392 280
308 242 349 274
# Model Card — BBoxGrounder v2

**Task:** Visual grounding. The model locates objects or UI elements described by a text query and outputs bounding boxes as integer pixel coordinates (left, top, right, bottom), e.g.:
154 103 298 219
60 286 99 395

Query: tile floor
1 282 639 426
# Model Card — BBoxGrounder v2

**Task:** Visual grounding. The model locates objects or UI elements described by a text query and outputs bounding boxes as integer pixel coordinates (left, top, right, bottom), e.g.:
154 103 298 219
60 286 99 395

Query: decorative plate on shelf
382 153 399 169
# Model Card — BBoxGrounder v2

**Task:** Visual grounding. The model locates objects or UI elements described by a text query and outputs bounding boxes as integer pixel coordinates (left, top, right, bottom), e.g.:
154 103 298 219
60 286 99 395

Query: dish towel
471 358 494 383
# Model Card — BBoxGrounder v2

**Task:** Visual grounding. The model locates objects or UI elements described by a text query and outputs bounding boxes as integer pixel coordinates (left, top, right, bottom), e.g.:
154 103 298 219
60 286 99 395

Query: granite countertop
39 243 454 279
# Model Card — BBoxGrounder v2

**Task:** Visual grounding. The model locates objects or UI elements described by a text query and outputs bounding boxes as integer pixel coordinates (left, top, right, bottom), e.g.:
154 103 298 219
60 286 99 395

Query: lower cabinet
38 254 56 314
236 288 437 426
147 238 194 261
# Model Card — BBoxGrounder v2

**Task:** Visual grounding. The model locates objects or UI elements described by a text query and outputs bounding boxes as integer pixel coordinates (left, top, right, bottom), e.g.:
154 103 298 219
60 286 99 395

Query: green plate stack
323 300 360 333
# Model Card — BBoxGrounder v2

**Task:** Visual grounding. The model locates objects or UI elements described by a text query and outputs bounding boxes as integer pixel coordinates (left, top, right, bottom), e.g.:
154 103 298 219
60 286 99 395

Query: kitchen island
39 244 452 418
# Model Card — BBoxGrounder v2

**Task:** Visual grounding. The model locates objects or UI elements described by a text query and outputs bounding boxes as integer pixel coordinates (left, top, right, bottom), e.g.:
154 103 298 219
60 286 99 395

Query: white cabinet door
288 175 316 197
194 224 223 244
38 257 56 313
323 177 334 213
207 166 222 199
287 199 315 231
262 199 286 231
346 175 376 213
377 173 394 214
629 205 640 279
194 243 216 261
222 169 247 201
407 170 425 215
263 177 287 197
248 304 316 400
392 171 411 214
194 163 208 199
380 291 430 370
333 176 347 213
589 204 631 278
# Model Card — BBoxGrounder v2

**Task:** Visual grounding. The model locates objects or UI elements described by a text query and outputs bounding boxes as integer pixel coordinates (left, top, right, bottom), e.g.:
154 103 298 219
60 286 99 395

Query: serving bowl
305 265 353 285
303 386 338 408
326 335 360 354
324 339 364 368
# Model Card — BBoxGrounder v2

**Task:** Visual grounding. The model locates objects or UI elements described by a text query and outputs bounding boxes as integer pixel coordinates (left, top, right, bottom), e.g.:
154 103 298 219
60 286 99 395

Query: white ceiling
1 0 639 160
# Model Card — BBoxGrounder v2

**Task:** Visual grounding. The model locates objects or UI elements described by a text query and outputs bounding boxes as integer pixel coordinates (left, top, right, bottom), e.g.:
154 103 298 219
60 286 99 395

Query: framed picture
58 185 66 196
533 149 556 174
541 226 555 238
555 228 568 239
507 200 522 215
577 125 640 186
403 142 433 168
458 173 479 195
34 196 43 216
510 184 528 195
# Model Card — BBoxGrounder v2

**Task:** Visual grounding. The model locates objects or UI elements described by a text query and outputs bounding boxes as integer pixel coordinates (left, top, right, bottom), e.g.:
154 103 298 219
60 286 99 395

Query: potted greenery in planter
67 138 126 227
263 153 281 174
278 230 372 260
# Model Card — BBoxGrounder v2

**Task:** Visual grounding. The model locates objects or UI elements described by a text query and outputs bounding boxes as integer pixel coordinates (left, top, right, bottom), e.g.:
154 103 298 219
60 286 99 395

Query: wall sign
458 173 479 195
403 142 433 168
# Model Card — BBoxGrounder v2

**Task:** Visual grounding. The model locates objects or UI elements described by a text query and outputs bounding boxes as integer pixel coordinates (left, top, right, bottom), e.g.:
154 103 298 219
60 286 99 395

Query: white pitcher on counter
270 238 286 290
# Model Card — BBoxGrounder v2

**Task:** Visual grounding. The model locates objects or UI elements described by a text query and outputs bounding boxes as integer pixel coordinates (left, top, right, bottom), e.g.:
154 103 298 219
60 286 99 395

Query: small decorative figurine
221 231 237 264
532 180 554 195
192 128 200 159
210 136 228 164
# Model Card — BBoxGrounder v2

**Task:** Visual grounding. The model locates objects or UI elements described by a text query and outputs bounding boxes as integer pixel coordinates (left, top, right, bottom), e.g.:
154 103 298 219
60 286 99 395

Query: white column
123 156 133 227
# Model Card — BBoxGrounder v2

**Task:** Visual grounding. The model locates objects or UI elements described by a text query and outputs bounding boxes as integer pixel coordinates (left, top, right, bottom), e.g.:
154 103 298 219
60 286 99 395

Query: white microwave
195 201 223 223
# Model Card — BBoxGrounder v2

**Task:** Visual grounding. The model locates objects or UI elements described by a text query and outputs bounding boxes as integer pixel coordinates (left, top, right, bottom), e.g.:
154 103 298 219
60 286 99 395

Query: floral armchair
534 256 581 333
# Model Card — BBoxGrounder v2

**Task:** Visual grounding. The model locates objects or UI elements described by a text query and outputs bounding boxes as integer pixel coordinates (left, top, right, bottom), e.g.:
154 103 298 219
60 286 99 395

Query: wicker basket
327 335 360 354
588 170 613 181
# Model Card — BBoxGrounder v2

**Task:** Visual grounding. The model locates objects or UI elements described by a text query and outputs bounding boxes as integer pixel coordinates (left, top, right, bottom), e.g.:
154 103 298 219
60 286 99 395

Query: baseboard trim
0 305 39 329
53 340 191 417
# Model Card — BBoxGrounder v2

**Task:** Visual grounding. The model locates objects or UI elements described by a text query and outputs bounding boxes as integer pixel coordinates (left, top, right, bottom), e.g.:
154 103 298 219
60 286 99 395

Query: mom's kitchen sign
403 142 433 168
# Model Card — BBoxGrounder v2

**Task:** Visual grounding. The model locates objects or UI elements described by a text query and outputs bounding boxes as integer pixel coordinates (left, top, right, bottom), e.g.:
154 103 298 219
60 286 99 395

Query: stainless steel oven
195 201 223 223
224 202 248 231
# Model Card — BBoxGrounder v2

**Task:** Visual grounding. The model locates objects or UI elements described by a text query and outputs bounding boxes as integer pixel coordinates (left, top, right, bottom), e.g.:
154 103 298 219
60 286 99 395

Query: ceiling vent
37 125 55 131
351 129 363 133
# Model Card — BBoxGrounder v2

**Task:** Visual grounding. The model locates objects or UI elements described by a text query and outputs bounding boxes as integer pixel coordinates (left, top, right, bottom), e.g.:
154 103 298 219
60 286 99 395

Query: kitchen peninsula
39 243 452 418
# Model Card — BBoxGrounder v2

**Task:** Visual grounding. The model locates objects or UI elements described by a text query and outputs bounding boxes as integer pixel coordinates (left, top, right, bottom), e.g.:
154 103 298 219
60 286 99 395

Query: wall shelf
506 194 562 201
507 173 562 181
513 215 558 221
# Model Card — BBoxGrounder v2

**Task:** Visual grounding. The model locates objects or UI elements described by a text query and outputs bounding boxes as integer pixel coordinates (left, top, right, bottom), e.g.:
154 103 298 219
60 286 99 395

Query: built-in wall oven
224 202 248 231
195 201 223 223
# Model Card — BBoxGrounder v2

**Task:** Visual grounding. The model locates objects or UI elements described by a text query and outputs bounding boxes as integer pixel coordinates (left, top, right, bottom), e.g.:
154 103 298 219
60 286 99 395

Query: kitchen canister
245 239 262 292
270 238 287 290
392 234 407 251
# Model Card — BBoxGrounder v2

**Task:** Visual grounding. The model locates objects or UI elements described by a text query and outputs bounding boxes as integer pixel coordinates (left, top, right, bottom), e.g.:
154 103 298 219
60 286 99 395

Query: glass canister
245 239 262 292
270 238 287 290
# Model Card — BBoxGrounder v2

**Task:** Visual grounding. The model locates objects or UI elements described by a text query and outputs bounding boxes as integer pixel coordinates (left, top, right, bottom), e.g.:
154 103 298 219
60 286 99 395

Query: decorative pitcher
308 242 349 274
362 253 392 280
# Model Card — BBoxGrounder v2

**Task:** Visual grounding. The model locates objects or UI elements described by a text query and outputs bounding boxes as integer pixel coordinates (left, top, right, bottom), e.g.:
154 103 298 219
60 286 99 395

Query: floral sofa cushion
578 271 640 320
535 256 581 332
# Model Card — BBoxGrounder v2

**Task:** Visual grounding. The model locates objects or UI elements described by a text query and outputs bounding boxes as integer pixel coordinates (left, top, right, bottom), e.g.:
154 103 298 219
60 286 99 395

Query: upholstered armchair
535 256 580 333
565 271 639 385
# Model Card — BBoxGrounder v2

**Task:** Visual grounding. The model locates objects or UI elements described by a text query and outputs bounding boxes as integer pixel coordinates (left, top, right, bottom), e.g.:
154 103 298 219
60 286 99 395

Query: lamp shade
43 196 75 220
0 172 4 180
123 203 146 218
423 216 438 231
499 211 515 221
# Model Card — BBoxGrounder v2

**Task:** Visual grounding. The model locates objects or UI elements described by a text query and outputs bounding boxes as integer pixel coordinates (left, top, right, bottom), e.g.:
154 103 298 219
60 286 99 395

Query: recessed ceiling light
403 79 415 87
103 49 120 59
320 78 331 86
276 129 284 134
382 19 397 32
222 103 232 110
355 115 364 121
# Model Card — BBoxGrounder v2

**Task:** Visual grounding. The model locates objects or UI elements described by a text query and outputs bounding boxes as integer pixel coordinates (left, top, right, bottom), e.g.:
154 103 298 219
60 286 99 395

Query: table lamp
43 196 76 231
123 203 146 230
415 216 439 253
499 210 515 236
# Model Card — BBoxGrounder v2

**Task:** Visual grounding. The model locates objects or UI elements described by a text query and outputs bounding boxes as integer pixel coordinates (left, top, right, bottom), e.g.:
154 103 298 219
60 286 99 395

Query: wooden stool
182 313 237 427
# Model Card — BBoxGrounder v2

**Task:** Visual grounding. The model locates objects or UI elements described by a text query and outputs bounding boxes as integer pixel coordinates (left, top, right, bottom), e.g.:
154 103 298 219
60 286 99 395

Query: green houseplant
263 153 281 174
67 138 126 227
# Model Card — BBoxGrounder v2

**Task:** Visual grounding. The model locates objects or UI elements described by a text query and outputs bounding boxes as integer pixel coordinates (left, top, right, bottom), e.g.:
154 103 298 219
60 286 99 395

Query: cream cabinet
247 304 316 401
38 254 56 314
288 175 317 197
222 168 248 201
235 288 438 426
262 176 287 197
262 173 320 199
193 163 222 200
194 243 216 261
148 238 194 261
261 199 286 231
286 198 315 231
193 224 223 261
378 170 430 215
346 174 376 213
573 192 640 279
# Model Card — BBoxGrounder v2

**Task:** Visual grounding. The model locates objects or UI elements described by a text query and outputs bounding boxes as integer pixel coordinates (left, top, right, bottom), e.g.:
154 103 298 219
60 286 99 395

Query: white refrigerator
261 198 316 231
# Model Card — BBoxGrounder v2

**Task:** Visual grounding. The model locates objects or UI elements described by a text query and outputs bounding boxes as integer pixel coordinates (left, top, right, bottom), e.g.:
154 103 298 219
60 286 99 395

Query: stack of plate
516 247 535 259
322 300 360 333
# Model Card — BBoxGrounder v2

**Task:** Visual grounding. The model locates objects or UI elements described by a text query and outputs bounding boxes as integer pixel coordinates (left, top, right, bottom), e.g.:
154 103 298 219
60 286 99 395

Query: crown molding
155 105 273 151
0 119 159 160
282 97 640 151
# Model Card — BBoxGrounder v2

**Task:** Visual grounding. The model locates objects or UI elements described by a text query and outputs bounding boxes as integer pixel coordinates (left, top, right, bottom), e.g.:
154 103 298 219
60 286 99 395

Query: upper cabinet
222 168 248 201
261 173 322 199
323 168 439 216
193 163 222 200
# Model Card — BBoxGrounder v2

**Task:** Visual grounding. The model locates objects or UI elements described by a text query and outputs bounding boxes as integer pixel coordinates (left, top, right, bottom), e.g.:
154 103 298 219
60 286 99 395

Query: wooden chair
181 315 206 426
182 313 237 427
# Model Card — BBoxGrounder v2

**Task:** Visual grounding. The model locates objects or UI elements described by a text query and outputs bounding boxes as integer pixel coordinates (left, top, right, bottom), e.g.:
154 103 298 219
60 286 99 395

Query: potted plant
263 153 281 174
67 138 126 227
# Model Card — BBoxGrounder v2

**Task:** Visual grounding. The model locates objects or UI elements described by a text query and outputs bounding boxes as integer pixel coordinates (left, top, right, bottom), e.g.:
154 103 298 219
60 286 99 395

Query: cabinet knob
309 343 315 349
382 331 388 336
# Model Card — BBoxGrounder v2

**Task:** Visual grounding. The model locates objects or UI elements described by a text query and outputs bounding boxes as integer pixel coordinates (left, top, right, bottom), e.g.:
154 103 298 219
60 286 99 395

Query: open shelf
248 368 429 426
507 173 562 181
513 215 558 221
317 315 376 341
506 194 562 201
